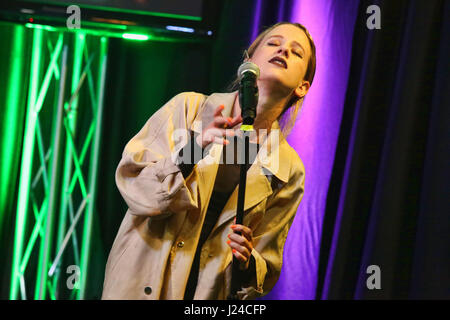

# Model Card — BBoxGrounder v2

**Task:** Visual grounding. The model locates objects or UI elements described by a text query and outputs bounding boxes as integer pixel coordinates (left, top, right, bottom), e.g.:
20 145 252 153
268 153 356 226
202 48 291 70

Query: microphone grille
237 61 260 80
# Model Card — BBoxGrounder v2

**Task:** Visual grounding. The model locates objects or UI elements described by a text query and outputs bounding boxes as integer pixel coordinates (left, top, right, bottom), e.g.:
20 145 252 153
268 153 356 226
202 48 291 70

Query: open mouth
268 56 287 69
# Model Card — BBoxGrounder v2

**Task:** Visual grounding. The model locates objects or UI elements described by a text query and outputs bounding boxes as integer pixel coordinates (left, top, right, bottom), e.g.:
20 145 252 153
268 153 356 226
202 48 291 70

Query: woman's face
249 24 311 99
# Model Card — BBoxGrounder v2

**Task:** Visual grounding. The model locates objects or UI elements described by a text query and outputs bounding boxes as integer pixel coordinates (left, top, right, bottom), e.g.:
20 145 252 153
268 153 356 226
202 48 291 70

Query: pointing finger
213 105 225 117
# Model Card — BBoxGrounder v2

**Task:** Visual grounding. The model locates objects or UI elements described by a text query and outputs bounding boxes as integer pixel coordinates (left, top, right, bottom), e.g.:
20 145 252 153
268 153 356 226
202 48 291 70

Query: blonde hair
227 22 317 137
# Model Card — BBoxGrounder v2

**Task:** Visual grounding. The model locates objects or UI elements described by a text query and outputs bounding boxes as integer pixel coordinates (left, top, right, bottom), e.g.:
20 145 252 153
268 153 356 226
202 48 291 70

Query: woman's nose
277 47 289 58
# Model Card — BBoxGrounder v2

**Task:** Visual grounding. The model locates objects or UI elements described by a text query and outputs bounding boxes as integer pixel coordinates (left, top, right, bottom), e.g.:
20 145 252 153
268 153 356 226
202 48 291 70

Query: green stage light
122 33 150 41
25 23 56 32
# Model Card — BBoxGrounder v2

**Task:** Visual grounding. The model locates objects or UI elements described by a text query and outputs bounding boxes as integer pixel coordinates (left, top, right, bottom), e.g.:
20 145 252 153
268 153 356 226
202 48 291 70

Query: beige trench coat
101 91 305 300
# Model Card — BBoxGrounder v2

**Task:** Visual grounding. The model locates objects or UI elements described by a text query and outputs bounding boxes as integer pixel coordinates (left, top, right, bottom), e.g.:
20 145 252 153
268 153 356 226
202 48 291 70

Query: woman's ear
294 80 310 99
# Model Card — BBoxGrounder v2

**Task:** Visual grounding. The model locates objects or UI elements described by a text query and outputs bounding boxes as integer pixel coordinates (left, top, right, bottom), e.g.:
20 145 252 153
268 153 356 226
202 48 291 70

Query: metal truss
10 27 108 300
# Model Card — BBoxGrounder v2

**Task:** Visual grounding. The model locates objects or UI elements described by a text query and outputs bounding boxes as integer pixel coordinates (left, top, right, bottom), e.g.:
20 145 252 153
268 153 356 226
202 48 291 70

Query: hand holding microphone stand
227 58 260 300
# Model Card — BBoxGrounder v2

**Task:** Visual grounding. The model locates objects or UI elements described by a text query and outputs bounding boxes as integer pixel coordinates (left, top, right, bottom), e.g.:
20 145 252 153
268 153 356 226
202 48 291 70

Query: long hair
227 22 317 137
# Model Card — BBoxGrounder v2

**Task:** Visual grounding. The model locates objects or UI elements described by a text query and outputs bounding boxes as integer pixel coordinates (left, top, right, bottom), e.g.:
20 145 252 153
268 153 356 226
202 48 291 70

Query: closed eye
268 42 303 58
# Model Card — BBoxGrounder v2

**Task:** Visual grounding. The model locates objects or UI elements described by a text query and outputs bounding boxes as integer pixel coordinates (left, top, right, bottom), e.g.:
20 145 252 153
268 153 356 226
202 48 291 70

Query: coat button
177 241 185 248
144 286 152 295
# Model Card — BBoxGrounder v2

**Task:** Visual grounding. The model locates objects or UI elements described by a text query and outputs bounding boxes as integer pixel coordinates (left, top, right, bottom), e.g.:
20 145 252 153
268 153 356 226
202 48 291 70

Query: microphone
237 61 259 125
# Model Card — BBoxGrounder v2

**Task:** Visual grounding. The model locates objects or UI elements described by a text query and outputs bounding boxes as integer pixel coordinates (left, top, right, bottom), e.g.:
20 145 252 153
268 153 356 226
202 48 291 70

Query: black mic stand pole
227 63 258 300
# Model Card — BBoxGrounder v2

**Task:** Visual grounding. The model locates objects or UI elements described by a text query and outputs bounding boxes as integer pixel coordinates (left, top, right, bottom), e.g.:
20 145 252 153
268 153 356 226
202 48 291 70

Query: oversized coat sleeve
115 92 205 217
236 154 306 300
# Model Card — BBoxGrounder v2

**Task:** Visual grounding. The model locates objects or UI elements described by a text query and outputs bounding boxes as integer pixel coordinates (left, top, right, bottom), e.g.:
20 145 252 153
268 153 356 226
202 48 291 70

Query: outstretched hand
196 105 243 149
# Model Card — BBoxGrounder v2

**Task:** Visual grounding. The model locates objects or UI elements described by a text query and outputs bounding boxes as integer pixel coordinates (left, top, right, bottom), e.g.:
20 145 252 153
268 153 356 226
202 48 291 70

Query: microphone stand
227 61 258 300
227 125 252 300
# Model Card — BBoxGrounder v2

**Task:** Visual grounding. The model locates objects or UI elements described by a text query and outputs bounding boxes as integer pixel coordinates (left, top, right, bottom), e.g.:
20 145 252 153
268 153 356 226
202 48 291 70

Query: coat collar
191 91 291 184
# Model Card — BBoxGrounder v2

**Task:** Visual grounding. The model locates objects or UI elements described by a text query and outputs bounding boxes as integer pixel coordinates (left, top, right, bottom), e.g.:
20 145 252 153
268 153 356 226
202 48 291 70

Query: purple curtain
318 0 450 299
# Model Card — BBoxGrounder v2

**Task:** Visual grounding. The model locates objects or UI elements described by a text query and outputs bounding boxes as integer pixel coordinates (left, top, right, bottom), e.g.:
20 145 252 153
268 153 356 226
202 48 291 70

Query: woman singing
102 22 316 300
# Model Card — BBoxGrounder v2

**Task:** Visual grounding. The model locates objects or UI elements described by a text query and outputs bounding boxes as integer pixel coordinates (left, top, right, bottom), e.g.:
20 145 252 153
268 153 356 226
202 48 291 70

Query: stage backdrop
0 0 359 299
